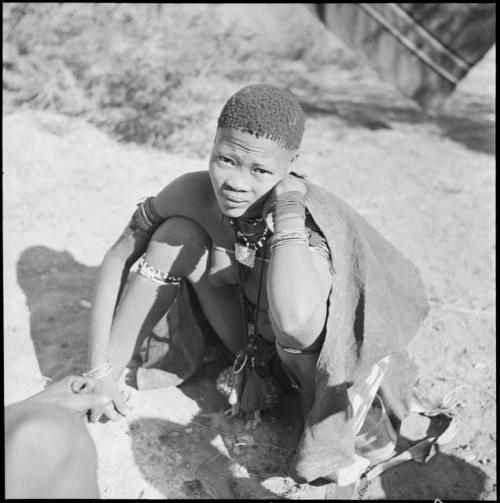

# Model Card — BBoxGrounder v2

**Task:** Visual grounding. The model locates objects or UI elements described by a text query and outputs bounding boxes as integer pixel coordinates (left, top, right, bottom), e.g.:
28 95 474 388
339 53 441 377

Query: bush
3 3 347 156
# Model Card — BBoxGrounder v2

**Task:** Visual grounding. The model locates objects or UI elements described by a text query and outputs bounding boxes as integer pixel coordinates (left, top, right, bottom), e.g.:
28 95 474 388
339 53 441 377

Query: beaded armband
137 256 183 286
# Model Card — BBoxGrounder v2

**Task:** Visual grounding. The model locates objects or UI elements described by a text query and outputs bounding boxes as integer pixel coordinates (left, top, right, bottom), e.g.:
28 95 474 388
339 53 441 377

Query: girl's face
209 128 298 218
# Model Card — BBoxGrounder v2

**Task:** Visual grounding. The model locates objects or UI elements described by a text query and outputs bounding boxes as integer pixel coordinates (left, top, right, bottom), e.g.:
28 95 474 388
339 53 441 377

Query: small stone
185 428 193 433
236 432 255 446
171 431 180 437
233 445 243 456
79 299 92 309
171 452 182 465
183 479 202 493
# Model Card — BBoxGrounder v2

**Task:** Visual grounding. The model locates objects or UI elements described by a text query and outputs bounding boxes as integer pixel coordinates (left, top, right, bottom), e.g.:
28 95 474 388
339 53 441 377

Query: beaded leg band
137 256 183 286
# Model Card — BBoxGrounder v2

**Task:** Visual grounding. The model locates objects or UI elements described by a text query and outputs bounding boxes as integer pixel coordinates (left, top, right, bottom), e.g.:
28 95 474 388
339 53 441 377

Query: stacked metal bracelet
269 229 310 253
137 256 183 286
83 360 113 379
272 191 306 224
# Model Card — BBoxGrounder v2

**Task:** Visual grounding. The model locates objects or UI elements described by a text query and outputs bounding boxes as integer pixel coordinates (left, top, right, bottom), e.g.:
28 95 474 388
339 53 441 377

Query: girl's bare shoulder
153 170 215 222
154 170 222 231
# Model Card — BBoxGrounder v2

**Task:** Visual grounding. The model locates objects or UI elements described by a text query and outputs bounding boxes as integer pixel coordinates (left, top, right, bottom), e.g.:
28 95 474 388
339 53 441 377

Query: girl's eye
253 167 270 175
219 156 234 165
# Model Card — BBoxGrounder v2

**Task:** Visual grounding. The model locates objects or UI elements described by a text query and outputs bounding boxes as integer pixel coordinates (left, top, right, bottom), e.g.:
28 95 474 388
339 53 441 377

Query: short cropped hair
217 84 305 150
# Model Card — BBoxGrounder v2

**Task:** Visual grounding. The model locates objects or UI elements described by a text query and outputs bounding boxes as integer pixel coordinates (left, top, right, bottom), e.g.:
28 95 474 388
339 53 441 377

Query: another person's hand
25 375 112 417
88 372 131 423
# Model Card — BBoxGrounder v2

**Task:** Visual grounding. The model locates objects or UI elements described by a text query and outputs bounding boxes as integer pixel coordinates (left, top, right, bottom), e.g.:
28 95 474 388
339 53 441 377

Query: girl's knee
151 217 210 248
144 217 211 280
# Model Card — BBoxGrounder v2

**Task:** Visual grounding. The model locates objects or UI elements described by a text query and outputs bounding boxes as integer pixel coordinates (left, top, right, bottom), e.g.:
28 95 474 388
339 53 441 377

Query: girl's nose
225 175 249 192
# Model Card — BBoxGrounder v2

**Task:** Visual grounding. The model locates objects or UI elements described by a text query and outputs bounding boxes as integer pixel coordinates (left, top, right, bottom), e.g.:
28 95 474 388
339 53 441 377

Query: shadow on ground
17 246 98 380
128 359 304 499
378 450 488 500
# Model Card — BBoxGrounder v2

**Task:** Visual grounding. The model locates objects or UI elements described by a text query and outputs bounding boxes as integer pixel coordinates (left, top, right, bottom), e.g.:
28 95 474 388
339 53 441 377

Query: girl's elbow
272 304 326 349
273 313 315 347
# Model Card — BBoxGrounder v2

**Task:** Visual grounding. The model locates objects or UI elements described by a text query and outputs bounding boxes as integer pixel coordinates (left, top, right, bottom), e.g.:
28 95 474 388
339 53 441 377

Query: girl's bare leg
276 344 319 417
109 217 245 372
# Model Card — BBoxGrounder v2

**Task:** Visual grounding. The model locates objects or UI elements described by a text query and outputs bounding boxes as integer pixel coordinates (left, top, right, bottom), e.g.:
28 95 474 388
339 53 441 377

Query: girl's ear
287 151 300 173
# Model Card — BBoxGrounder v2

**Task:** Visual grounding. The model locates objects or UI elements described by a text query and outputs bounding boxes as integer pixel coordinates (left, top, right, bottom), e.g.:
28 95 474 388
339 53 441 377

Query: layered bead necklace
229 215 270 268
217 215 282 420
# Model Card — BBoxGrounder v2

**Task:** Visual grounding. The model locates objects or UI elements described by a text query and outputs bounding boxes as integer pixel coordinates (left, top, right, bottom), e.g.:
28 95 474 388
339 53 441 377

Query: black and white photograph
3 3 495 499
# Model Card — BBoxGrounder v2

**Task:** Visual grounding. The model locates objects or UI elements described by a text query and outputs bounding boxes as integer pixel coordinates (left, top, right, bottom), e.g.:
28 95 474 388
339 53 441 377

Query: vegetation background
3 3 357 155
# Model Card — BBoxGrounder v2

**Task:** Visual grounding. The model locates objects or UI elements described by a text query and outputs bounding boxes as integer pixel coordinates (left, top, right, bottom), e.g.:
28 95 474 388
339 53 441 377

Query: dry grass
3 3 351 157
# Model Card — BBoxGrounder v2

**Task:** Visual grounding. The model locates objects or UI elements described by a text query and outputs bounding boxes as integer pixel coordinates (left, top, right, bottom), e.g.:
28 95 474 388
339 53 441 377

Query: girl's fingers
89 408 103 423
102 402 121 422
121 388 132 403
113 391 131 416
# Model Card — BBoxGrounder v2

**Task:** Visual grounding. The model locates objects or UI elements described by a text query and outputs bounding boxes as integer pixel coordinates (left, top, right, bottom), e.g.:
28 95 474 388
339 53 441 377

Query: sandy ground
3 43 495 499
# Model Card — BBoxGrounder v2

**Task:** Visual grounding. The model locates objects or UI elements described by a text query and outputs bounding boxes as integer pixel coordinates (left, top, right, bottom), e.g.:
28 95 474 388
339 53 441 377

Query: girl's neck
233 214 266 235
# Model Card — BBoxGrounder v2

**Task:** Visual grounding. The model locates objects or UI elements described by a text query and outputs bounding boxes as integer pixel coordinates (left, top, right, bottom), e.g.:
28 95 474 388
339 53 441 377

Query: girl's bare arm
88 170 213 369
88 223 151 369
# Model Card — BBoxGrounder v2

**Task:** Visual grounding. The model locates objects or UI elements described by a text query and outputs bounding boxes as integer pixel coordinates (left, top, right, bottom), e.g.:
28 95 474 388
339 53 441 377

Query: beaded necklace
217 217 282 418
229 216 270 269
231 242 271 410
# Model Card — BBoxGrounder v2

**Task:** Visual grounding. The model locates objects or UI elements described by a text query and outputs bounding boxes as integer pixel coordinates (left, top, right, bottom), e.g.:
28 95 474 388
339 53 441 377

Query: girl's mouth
221 192 248 204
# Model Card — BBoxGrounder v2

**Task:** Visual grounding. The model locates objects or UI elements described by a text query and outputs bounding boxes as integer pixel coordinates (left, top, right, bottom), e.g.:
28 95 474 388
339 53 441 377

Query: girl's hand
262 174 307 231
273 173 307 198
88 372 131 423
